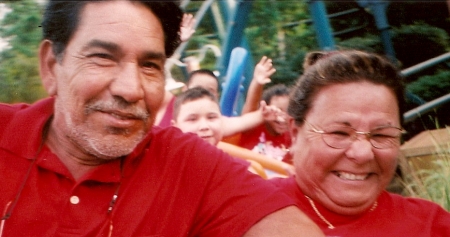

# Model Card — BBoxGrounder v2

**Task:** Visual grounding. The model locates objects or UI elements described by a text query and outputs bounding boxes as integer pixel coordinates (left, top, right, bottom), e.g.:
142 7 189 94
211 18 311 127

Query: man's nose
110 63 144 103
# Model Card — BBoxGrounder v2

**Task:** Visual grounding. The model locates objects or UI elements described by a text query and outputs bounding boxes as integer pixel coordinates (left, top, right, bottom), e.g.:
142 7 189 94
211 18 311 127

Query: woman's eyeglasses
304 120 404 149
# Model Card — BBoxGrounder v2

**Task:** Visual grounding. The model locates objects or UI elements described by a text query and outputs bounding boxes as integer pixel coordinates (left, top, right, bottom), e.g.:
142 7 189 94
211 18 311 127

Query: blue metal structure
306 0 396 59
357 0 396 62
219 47 248 116
215 0 254 79
307 0 336 50
177 0 449 123
177 0 254 115
401 52 450 123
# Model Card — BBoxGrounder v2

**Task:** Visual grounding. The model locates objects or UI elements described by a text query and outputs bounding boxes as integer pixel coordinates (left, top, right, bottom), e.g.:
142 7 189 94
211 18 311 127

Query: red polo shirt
0 98 295 236
271 177 450 237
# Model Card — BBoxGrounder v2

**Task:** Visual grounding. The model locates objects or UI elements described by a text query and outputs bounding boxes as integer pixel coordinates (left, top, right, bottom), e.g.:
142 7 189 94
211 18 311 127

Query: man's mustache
85 98 150 120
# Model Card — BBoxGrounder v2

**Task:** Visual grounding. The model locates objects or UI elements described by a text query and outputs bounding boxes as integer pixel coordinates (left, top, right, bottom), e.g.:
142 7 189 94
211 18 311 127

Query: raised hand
180 13 196 42
253 56 276 85
260 100 286 123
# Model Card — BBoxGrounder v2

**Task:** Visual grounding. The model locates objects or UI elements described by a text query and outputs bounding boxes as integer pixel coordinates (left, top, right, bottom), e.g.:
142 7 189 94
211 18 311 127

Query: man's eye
87 53 115 66
88 53 112 59
142 61 161 71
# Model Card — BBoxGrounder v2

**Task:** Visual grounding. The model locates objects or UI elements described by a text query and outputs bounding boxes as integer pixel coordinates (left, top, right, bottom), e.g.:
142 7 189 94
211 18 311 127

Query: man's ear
39 40 58 96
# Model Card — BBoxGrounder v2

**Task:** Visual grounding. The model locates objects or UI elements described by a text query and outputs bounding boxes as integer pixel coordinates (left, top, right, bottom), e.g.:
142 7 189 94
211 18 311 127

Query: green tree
0 0 46 103
245 0 316 85
392 23 449 70
407 70 450 102
180 1 317 86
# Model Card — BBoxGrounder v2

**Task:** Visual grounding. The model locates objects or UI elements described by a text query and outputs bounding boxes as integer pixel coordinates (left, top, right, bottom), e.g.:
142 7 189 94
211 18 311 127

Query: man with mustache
0 1 323 236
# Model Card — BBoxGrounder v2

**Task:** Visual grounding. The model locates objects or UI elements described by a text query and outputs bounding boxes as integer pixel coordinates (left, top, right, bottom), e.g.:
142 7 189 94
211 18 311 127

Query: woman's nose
345 137 375 164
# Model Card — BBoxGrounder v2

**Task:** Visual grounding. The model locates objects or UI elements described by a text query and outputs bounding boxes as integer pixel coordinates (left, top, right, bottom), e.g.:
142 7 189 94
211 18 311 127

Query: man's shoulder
146 126 240 169
148 126 217 156
0 98 53 124
0 102 30 122
0 98 54 153
0 102 34 136
269 176 298 193
151 126 198 145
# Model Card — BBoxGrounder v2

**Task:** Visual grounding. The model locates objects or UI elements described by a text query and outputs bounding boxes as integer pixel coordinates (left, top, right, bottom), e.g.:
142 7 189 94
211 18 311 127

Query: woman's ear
288 117 299 143
39 40 58 96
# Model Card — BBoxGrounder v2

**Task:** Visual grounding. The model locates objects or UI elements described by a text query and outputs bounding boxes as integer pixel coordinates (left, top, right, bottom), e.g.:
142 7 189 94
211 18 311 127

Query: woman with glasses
271 50 450 236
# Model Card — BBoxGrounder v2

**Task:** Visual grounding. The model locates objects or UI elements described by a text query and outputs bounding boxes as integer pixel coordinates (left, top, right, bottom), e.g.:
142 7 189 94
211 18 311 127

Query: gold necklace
304 195 378 230
304 195 335 229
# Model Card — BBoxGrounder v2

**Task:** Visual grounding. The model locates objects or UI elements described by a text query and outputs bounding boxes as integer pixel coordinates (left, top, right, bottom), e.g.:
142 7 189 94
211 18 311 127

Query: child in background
239 84 291 162
172 87 268 177
172 87 224 146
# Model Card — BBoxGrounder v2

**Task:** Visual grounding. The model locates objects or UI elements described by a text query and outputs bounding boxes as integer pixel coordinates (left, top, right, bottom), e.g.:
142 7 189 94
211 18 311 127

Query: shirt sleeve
188 139 295 236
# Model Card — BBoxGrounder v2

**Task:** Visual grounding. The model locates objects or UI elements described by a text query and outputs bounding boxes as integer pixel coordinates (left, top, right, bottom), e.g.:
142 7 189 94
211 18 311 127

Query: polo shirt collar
1 97 54 159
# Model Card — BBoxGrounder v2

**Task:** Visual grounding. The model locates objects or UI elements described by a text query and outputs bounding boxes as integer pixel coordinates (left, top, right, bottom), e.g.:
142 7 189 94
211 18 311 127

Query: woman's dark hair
42 0 182 60
288 50 406 126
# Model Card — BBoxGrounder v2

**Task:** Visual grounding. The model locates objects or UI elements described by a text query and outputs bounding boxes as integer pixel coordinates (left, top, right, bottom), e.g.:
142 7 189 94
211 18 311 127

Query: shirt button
70 196 80 204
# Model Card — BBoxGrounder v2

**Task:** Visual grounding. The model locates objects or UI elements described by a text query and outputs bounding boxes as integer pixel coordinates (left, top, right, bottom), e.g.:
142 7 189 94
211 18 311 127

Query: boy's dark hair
42 0 182 60
173 87 219 120
187 69 220 92
262 84 290 105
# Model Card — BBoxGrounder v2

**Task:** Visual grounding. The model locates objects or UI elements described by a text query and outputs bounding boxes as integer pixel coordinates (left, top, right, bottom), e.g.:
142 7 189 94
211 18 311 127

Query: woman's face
290 81 401 215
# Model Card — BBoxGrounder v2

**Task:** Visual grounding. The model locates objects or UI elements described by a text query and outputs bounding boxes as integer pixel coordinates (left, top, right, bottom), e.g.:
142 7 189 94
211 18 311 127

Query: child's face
173 98 223 146
267 95 290 135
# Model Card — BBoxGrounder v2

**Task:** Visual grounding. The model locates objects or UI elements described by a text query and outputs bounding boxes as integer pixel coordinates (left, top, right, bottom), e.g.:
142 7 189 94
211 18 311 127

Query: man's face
173 98 223 146
49 1 166 160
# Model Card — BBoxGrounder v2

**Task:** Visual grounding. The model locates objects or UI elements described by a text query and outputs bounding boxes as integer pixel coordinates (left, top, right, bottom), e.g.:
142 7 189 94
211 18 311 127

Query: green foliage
0 52 45 103
337 34 383 54
245 1 317 85
0 0 46 103
392 23 449 69
407 70 450 102
387 1 450 36
326 1 377 40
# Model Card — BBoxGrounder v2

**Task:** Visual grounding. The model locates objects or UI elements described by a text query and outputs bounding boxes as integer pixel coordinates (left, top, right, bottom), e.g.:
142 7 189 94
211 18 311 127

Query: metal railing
401 52 450 123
